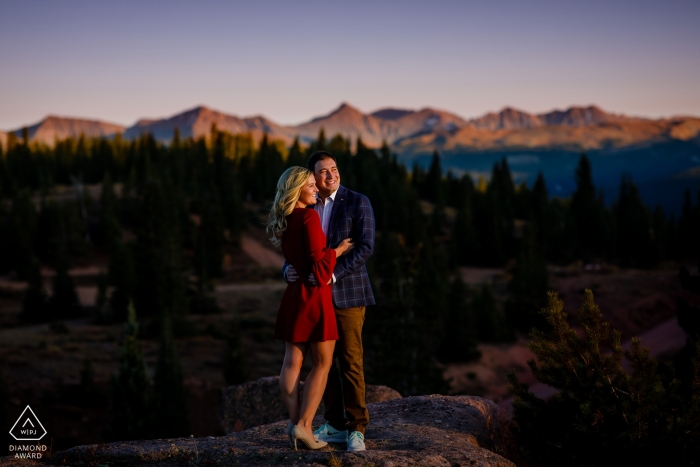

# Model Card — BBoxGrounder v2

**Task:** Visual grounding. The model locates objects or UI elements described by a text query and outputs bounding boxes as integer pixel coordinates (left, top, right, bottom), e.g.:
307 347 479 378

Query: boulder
6 394 513 467
219 376 402 433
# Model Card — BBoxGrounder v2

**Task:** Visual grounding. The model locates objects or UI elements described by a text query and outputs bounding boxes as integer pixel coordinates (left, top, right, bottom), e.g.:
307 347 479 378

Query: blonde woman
266 166 353 450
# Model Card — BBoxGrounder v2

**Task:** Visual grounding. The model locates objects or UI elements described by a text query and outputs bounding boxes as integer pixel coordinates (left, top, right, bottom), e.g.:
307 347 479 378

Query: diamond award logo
10 405 47 441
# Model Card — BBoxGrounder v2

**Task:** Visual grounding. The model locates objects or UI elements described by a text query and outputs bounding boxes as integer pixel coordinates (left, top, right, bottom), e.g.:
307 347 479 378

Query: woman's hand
334 238 354 257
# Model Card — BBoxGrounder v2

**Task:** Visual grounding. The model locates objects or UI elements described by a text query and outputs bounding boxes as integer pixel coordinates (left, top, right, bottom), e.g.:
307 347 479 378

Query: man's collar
320 187 339 202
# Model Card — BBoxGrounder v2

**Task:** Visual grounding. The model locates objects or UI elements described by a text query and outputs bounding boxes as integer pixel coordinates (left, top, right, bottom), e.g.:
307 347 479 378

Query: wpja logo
9 405 48 459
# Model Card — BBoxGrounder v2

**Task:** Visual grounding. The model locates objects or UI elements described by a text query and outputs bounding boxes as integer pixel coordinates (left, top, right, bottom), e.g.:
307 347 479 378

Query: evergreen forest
0 126 699 464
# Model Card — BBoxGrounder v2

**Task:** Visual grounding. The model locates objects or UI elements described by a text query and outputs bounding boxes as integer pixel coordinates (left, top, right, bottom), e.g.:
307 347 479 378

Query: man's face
314 158 340 196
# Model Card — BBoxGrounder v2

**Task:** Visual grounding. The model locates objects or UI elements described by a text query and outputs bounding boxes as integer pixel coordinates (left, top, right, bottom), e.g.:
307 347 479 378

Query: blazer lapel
327 185 346 247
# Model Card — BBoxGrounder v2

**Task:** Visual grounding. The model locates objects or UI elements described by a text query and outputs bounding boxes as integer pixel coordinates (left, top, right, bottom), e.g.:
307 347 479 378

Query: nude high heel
291 425 328 451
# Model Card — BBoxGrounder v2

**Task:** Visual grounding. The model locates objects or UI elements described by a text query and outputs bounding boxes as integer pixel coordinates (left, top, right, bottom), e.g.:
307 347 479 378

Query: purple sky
1 0 699 130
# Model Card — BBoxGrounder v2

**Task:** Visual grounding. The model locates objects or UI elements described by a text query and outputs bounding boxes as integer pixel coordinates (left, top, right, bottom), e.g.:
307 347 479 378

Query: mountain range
8 102 698 150
3 103 699 211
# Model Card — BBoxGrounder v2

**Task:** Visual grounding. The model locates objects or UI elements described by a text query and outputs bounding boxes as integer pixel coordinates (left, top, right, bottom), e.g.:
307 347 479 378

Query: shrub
508 290 700 466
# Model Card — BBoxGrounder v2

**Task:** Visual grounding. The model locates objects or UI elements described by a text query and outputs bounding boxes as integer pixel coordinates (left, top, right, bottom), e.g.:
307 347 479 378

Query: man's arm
333 194 375 282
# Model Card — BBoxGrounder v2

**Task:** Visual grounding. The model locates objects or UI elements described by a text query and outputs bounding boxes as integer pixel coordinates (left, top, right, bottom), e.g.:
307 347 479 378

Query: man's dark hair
307 151 337 172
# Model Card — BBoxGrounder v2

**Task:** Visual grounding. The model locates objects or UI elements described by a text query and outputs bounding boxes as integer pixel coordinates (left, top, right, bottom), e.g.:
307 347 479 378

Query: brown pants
323 306 369 434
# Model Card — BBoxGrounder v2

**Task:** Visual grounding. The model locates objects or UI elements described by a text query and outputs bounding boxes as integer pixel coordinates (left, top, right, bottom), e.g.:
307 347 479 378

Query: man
284 150 375 452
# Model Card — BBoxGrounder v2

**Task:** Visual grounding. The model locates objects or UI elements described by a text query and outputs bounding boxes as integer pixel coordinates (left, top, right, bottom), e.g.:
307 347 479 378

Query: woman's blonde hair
266 166 313 247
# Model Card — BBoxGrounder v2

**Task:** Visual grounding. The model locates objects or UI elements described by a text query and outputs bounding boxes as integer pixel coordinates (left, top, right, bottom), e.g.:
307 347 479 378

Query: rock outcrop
3 394 513 467
220 376 402 433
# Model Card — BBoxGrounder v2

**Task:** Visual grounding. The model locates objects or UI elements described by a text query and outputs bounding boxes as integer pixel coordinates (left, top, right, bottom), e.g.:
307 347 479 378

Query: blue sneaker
347 431 366 452
313 423 348 442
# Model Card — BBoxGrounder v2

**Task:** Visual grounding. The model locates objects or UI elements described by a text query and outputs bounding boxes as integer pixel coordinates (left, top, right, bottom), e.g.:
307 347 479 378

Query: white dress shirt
316 189 337 236
315 190 338 283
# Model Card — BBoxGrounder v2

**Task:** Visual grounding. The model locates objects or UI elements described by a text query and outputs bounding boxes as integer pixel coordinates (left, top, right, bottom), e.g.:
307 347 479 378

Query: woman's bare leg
280 342 307 424
297 340 335 438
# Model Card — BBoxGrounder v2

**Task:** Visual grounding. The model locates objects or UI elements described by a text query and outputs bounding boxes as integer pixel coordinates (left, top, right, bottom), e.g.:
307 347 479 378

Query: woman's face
296 173 319 207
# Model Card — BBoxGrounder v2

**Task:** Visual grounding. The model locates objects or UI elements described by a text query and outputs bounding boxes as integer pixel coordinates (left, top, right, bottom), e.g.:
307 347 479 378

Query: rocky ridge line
1 395 513 467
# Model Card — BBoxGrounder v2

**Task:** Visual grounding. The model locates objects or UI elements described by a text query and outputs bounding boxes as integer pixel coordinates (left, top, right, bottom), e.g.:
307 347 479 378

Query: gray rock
8 394 514 467
219 376 403 434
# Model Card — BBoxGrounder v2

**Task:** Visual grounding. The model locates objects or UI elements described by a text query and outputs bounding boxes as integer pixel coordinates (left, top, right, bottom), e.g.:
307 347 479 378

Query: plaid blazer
314 185 376 309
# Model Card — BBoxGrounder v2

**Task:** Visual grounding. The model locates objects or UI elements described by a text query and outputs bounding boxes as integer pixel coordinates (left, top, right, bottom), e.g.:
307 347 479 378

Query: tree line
0 127 699 441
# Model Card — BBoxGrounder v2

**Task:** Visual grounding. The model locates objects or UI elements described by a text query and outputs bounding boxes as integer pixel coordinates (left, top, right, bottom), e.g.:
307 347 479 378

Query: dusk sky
2 0 699 130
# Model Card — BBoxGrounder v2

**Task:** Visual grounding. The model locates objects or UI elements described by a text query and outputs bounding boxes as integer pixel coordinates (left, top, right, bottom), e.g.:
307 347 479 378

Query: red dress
274 208 338 343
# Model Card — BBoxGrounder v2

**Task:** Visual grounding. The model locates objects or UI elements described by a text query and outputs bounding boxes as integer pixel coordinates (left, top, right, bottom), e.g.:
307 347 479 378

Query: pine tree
472 159 516 265
437 275 481 362
49 251 81 320
78 358 101 406
211 131 245 245
530 172 552 257
411 161 426 197
132 179 189 324
9 189 38 279
569 154 615 261
425 150 445 205
109 302 154 441
508 290 700 465
310 128 326 152
678 261 700 339
194 194 225 279
366 235 450 396
153 313 190 438
473 283 512 342
649 205 670 265
0 369 10 448
614 175 652 267
108 241 135 322
223 318 248 385
449 184 479 266
21 257 48 323
505 224 550 333
678 188 700 259
95 269 112 323
99 173 122 253
286 136 306 168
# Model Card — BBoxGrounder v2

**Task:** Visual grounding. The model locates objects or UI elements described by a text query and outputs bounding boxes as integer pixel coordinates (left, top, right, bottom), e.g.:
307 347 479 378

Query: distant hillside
394 117 700 154
5 103 699 211
290 103 470 146
11 116 125 146
291 103 394 146
7 104 697 152
124 106 295 143
0 131 6 150
466 105 636 131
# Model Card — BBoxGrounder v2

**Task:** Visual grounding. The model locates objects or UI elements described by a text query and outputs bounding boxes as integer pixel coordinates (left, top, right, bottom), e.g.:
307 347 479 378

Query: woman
266 166 353 450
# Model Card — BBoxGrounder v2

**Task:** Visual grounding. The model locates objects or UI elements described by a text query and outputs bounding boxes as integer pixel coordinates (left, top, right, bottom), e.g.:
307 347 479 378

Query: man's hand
286 265 299 282
307 273 318 286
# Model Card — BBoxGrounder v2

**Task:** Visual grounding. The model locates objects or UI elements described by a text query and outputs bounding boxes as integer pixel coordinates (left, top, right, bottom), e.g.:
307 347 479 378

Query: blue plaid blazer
315 185 376 309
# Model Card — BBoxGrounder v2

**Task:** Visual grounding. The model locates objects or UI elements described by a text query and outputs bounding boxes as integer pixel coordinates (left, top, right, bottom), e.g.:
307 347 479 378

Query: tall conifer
153 312 190 438
223 318 248 385
99 173 122 253
473 283 512 342
109 302 153 441
570 154 615 261
9 189 38 279
437 276 481 362
21 257 48 323
505 224 549 332
614 175 652 266
49 251 81 320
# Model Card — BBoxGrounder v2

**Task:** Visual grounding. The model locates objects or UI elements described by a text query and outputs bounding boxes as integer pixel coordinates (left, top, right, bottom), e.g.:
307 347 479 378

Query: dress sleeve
303 209 336 286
